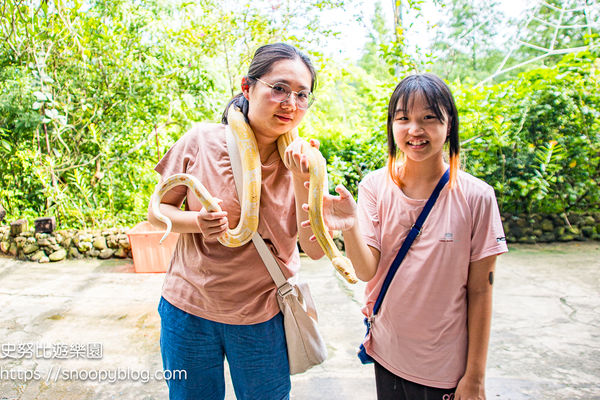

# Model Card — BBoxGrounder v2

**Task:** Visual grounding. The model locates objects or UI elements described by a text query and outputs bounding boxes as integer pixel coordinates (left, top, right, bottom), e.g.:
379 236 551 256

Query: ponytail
221 93 250 124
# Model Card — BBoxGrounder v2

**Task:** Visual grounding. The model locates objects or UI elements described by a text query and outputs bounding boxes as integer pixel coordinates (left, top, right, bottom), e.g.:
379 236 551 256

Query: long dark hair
221 43 317 124
386 73 460 188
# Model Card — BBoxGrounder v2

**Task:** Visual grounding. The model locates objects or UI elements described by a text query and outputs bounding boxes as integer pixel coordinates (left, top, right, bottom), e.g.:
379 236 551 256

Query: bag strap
371 168 450 317
226 127 294 298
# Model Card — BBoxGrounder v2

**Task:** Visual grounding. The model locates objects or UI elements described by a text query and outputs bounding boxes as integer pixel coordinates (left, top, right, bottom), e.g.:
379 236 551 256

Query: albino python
150 105 358 284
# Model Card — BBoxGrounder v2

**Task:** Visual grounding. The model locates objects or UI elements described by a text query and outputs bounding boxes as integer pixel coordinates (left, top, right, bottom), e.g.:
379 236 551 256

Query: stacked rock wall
329 212 600 254
502 212 600 243
1 212 599 263
0 226 131 263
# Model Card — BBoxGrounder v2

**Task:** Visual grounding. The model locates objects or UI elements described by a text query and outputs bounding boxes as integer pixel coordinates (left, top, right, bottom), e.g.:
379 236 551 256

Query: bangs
395 86 448 123
386 73 461 189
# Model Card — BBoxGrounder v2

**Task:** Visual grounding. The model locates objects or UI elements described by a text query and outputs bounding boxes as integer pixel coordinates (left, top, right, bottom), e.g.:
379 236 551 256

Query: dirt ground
0 241 598 399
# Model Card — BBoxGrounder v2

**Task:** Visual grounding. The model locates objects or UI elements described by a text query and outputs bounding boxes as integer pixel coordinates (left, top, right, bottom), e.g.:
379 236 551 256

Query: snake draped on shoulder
150 105 358 284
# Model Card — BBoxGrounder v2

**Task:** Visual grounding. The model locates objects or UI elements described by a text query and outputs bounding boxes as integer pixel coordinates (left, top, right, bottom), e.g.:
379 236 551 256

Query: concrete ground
0 242 598 400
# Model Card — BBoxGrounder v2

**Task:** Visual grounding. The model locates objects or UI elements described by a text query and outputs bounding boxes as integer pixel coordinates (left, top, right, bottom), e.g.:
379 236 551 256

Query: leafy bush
314 50 599 217
306 63 391 196
456 50 600 214
0 1 597 231
0 1 223 228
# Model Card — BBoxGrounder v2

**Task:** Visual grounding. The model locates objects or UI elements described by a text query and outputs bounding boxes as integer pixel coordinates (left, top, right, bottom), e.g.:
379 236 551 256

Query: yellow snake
150 105 358 284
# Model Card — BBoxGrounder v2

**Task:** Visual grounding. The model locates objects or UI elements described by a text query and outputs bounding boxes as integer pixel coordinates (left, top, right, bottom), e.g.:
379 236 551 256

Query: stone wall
0 226 131 263
502 212 600 243
329 212 600 253
1 212 599 263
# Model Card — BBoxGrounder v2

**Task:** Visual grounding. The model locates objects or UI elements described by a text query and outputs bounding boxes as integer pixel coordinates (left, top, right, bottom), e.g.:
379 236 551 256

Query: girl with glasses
304 73 508 400
148 43 324 400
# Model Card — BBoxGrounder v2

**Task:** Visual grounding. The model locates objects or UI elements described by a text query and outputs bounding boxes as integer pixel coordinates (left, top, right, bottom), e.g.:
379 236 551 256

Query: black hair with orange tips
386 73 460 188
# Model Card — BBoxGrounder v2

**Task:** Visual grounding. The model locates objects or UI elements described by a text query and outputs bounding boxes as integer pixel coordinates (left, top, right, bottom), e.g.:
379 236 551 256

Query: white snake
150 105 358 284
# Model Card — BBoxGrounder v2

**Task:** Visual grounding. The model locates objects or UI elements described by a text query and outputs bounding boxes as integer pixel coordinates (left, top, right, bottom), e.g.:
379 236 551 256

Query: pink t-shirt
154 123 300 325
358 168 508 389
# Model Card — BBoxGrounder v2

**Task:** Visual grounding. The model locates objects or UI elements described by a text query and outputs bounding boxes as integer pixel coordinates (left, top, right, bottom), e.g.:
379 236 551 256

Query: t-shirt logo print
439 232 454 242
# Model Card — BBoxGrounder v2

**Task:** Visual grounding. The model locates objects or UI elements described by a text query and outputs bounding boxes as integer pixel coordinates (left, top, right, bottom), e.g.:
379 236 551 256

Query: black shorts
374 361 456 400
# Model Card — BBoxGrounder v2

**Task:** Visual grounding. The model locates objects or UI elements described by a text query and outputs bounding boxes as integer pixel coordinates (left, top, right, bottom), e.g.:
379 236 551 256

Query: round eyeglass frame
252 77 315 110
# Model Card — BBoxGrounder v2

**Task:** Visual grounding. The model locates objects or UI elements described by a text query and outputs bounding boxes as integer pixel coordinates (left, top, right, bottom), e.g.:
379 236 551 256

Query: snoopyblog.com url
1 367 187 383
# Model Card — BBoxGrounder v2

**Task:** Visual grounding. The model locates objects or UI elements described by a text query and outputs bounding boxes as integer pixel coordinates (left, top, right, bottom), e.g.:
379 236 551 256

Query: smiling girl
147 43 324 400
309 73 508 399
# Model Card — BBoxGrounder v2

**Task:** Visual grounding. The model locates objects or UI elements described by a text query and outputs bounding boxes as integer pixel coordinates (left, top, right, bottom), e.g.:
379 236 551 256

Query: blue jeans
158 297 290 400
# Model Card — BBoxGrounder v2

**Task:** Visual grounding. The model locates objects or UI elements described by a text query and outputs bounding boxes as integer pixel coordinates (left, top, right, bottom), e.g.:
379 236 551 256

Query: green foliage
0 0 347 228
456 50 600 214
431 0 507 82
0 0 224 228
0 0 598 232
325 135 387 196
316 49 599 216
512 0 597 68
303 62 391 196
359 1 436 78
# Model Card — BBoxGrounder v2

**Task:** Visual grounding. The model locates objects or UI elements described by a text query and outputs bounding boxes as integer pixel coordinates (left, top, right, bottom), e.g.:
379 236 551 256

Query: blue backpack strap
371 168 450 317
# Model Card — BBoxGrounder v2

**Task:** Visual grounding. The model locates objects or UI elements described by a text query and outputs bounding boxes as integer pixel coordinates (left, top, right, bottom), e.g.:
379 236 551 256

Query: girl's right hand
302 183 357 232
196 200 229 239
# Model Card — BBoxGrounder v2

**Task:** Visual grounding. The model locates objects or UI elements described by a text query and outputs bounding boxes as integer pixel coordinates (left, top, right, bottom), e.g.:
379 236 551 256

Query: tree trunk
392 0 403 43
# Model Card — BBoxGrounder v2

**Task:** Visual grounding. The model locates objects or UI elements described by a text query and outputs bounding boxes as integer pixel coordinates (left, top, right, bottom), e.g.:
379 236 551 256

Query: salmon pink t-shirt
358 168 508 389
154 123 300 325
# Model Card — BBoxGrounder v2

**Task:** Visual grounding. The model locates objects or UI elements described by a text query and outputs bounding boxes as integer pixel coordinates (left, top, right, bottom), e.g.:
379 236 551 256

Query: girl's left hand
284 137 320 179
301 183 357 233
454 375 485 400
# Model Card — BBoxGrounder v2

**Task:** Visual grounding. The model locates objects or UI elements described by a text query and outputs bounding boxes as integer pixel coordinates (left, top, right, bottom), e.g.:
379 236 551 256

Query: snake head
332 256 358 284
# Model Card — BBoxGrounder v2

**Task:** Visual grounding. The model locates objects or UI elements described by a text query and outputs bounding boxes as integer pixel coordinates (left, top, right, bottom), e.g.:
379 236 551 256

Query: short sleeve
357 175 381 251
154 125 201 196
470 185 508 262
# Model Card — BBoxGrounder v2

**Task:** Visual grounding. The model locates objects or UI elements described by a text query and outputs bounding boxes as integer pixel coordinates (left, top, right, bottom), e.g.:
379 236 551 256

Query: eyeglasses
253 78 315 110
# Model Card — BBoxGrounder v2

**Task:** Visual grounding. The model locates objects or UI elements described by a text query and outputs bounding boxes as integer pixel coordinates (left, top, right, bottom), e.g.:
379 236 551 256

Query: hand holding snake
150 105 358 284
301 183 358 234
281 137 358 284
196 201 229 240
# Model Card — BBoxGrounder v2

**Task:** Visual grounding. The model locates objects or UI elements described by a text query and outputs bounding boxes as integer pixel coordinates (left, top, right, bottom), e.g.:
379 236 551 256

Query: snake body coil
150 105 358 284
